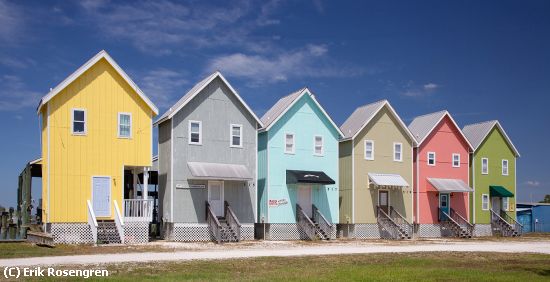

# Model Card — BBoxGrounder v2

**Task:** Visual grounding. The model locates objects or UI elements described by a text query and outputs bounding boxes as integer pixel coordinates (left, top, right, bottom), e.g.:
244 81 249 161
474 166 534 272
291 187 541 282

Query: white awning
188 162 252 180
427 178 473 193
368 173 409 187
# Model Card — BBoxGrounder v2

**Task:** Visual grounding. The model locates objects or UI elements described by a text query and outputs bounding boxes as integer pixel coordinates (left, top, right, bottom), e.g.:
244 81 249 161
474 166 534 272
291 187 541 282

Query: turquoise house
257 88 343 240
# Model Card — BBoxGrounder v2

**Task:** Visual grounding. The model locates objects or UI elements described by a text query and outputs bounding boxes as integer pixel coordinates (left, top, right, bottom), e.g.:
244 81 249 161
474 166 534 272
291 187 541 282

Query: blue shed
516 203 550 233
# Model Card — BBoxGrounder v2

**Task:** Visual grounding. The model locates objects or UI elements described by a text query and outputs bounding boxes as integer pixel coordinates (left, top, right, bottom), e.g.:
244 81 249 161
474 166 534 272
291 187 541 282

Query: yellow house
37 50 158 244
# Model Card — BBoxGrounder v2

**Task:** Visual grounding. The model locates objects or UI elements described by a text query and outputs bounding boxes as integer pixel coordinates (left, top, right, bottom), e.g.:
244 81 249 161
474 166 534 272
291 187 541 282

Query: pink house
408 111 474 238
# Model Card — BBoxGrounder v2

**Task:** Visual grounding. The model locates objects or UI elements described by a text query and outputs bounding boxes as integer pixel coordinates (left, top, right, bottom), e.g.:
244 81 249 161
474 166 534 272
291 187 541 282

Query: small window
482 194 489 210
481 158 489 174
364 140 374 160
314 135 323 156
118 113 132 138
72 109 86 135
502 159 509 176
230 124 242 147
502 197 509 211
452 153 460 168
393 142 402 162
189 120 202 145
285 133 295 154
427 152 436 166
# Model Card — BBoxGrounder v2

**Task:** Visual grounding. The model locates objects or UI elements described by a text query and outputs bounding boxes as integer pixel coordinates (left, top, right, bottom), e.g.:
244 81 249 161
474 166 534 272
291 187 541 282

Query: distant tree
540 195 550 203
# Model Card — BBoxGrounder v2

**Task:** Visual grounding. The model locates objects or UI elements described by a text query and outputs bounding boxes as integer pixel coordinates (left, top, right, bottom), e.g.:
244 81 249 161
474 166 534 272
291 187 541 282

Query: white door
492 197 501 213
298 185 312 217
92 176 111 217
208 181 224 217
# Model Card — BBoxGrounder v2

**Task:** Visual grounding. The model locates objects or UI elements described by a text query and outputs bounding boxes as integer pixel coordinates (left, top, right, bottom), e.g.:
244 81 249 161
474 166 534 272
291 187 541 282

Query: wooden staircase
97 220 122 244
206 201 241 243
439 208 473 238
491 209 522 237
217 217 239 242
377 206 411 239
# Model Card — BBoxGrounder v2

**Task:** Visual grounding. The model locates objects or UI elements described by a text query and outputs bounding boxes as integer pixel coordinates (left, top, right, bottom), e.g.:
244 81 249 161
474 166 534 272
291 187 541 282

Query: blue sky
0 0 549 208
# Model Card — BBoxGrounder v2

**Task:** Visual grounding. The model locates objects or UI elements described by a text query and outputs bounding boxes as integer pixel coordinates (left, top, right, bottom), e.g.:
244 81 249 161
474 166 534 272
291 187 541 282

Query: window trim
393 142 403 162
452 153 460 168
502 159 509 176
481 157 489 175
188 120 202 145
427 152 436 166
71 108 87 136
481 194 489 211
117 112 132 139
284 132 295 154
313 135 324 156
364 140 374 160
230 124 243 148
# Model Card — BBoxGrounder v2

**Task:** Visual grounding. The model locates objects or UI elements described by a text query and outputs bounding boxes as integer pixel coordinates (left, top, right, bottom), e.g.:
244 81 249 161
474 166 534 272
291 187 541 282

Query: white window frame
481 194 489 211
284 133 295 154
502 159 509 176
71 108 87 135
313 135 324 156
188 120 202 145
427 152 436 166
502 197 509 211
364 140 374 160
481 158 489 175
117 112 132 138
393 142 403 162
452 153 460 168
230 124 243 148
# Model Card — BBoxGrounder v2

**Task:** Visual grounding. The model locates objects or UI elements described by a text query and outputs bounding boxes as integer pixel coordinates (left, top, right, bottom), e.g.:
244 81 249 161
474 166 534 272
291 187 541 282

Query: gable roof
408 110 473 150
37 50 158 115
339 99 416 143
154 71 262 127
462 120 520 157
260 87 343 137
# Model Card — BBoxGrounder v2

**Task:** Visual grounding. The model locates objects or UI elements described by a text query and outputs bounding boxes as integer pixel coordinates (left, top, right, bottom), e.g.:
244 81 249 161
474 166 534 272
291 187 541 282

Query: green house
462 121 521 236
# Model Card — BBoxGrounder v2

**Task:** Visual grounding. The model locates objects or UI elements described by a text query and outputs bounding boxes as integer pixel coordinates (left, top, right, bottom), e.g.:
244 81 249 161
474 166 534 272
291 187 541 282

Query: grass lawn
18 252 550 282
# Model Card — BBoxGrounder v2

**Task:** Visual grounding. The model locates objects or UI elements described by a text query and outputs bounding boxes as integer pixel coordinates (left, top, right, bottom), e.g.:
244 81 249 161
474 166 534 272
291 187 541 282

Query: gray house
155 72 263 242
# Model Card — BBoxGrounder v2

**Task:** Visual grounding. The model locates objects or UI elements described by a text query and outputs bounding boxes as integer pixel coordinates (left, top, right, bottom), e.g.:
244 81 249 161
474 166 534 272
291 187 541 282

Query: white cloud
526 181 541 187
423 83 438 91
138 68 188 109
0 56 36 69
206 44 363 86
0 75 42 111
401 81 439 98
0 0 23 43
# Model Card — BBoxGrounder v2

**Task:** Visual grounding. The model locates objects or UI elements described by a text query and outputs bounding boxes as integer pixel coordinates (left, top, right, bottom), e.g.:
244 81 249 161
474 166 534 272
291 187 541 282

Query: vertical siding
473 127 516 224
158 120 172 223
169 77 257 223
338 140 352 223
42 58 154 223
266 94 340 224
352 107 414 223
257 131 268 222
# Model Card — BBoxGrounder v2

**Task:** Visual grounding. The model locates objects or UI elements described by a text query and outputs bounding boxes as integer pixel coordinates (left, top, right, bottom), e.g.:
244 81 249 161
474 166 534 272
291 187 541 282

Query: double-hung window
393 142 402 162
452 153 460 167
427 152 436 166
314 135 323 156
230 124 242 147
285 133 295 154
481 158 489 174
118 113 132 138
72 109 86 135
365 140 374 160
502 159 509 176
189 120 202 145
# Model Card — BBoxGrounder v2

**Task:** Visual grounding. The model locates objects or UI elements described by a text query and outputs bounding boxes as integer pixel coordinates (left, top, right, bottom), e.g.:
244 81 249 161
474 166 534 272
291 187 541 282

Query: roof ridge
463 119 498 129
411 110 448 121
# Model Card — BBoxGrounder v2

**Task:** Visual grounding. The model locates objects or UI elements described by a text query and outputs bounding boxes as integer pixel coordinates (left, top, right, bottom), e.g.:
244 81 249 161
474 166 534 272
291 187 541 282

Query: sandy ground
1 239 550 267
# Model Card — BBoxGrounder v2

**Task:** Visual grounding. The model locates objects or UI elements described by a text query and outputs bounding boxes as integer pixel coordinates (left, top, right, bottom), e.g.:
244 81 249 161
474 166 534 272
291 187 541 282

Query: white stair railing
114 200 125 244
86 200 98 244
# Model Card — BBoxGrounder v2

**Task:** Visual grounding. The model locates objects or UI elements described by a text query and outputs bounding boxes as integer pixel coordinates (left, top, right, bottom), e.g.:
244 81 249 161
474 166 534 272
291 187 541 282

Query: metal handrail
312 204 333 240
376 206 403 240
389 206 413 238
500 210 523 236
114 200 125 244
206 201 222 243
296 204 318 240
449 208 473 235
86 200 98 244
224 201 241 242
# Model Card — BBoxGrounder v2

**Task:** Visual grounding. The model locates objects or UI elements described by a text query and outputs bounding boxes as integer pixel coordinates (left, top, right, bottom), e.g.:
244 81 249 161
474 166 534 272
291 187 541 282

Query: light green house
338 100 416 239
462 120 521 236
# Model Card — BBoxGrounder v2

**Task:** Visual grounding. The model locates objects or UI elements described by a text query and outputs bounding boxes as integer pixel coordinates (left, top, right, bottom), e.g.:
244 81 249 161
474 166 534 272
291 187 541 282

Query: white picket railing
86 200 98 244
123 199 153 222
114 200 125 244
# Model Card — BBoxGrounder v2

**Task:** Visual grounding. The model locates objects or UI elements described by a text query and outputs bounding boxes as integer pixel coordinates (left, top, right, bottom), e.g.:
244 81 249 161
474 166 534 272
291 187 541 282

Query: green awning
490 186 514 197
